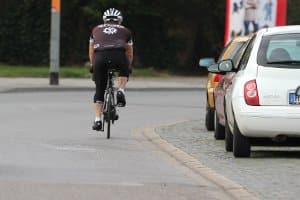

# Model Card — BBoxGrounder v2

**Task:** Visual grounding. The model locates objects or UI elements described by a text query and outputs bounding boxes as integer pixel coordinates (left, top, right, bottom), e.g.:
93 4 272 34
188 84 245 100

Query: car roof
220 36 250 60
231 36 251 42
261 25 300 36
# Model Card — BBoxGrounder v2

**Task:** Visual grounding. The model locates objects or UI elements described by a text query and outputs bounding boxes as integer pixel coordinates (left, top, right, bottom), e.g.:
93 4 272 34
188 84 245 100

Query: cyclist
89 8 133 131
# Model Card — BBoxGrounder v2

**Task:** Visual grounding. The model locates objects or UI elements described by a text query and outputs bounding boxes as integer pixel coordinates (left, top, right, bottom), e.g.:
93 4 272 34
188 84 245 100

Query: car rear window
257 33 300 68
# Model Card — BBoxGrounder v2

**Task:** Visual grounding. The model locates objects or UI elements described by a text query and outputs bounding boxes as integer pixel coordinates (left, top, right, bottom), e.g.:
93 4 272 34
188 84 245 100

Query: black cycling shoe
117 91 126 107
114 114 119 120
92 121 102 131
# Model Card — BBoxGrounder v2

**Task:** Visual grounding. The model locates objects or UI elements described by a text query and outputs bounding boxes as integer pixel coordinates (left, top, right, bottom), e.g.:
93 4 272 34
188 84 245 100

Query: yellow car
199 36 250 131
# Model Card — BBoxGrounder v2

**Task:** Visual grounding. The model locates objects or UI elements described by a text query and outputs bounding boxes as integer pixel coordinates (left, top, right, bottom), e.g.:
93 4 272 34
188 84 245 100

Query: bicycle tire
106 93 112 139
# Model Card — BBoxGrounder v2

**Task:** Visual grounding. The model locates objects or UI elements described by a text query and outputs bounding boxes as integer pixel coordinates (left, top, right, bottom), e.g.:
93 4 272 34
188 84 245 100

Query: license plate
289 92 300 104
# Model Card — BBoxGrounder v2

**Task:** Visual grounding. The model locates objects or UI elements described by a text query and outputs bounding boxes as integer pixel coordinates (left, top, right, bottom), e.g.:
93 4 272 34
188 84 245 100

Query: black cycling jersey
90 23 133 51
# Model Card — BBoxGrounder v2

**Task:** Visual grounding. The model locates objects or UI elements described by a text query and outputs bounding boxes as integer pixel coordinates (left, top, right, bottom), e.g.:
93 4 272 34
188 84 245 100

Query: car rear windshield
257 33 300 68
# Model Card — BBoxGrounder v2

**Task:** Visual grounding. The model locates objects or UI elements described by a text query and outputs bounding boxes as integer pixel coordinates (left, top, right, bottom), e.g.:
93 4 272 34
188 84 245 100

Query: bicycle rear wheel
106 94 112 139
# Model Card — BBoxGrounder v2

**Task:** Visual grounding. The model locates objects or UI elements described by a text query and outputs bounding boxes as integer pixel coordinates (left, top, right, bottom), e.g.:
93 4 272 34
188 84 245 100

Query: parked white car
218 26 300 157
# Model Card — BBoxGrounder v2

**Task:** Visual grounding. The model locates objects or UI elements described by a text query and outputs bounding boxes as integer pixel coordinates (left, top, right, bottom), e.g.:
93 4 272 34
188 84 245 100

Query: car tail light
244 80 260 106
214 74 223 82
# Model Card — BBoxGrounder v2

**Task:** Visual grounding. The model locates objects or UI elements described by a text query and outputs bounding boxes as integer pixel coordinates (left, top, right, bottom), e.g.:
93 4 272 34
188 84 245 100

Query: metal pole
50 0 61 85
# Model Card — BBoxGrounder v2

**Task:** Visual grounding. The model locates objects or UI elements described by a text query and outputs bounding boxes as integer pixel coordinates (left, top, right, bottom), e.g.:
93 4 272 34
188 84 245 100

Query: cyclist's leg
118 76 128 90
104 49 129 107
93 86 103 130
117 56 129 107
94 80 106 119
92 52 108 130
105 49 129 89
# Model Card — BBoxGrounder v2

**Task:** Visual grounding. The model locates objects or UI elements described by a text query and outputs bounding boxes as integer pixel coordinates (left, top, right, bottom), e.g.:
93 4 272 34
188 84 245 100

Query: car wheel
205 102 215 131
214 111 225 140
225 117 233 152
233 118 251 157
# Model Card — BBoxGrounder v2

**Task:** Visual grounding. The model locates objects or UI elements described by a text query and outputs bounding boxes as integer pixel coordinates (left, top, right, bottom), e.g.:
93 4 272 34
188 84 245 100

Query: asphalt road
0 90 234 200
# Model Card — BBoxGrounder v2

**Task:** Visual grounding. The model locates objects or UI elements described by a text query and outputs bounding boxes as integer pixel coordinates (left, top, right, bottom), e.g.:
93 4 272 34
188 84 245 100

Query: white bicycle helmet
103 8 123 24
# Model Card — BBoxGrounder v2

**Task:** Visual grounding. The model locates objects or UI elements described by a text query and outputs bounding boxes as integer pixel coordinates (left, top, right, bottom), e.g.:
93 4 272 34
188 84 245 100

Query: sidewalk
0 77 207 92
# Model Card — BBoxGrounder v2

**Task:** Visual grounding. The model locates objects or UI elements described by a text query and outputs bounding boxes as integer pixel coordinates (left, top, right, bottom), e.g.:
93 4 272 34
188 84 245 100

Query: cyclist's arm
126 44 133 68
89 41 94 66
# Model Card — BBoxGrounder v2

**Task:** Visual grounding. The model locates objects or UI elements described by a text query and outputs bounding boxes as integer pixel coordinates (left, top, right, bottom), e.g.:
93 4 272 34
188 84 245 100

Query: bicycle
101 69 119 139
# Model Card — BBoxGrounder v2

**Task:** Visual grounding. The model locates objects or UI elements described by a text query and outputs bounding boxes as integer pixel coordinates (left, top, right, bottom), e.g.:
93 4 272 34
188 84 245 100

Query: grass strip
0 65 171 78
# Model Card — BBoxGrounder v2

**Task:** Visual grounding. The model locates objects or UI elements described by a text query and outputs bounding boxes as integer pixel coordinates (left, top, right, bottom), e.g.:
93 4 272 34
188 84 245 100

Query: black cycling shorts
93 49 130 103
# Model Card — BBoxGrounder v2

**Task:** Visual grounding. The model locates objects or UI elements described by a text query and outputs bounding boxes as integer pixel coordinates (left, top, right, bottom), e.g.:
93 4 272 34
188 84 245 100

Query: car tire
225 117 233 152
214 111 225 140
205 102 215 131
233 118 251 157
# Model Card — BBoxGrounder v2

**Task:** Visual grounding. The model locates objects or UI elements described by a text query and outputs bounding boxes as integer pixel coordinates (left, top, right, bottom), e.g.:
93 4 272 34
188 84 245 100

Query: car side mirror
207 63 219 73
296 86 300 96
219 59 233 72
198 58 215 68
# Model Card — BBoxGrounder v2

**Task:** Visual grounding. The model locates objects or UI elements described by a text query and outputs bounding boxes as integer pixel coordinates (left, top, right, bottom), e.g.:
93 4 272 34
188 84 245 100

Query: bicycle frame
102 69 117 139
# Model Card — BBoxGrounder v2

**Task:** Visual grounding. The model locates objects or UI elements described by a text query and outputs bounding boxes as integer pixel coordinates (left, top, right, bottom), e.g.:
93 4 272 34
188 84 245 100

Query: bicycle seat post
107 69 114 89
107 59 115 89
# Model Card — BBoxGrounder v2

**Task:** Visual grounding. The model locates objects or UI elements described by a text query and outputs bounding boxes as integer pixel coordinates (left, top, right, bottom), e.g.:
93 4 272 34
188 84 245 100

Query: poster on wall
224 0 287 45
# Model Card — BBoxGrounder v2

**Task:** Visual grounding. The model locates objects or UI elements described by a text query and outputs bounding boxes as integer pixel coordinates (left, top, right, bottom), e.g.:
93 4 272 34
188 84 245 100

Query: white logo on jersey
103 27 117 35
93 44 100 49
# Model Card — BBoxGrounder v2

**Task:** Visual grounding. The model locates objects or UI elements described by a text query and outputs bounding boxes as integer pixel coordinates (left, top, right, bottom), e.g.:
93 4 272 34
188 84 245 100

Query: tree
0 0 299 75
0 0 50 65
287 0 300 25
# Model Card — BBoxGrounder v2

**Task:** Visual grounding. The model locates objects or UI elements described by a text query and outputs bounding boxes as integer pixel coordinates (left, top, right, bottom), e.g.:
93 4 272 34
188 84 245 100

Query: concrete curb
0 77 207 93
133 122 259 200
0 87 204 93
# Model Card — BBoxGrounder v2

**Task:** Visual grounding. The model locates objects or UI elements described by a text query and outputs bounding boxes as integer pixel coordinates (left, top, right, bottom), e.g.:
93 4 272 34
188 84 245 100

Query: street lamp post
50 0 61 85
